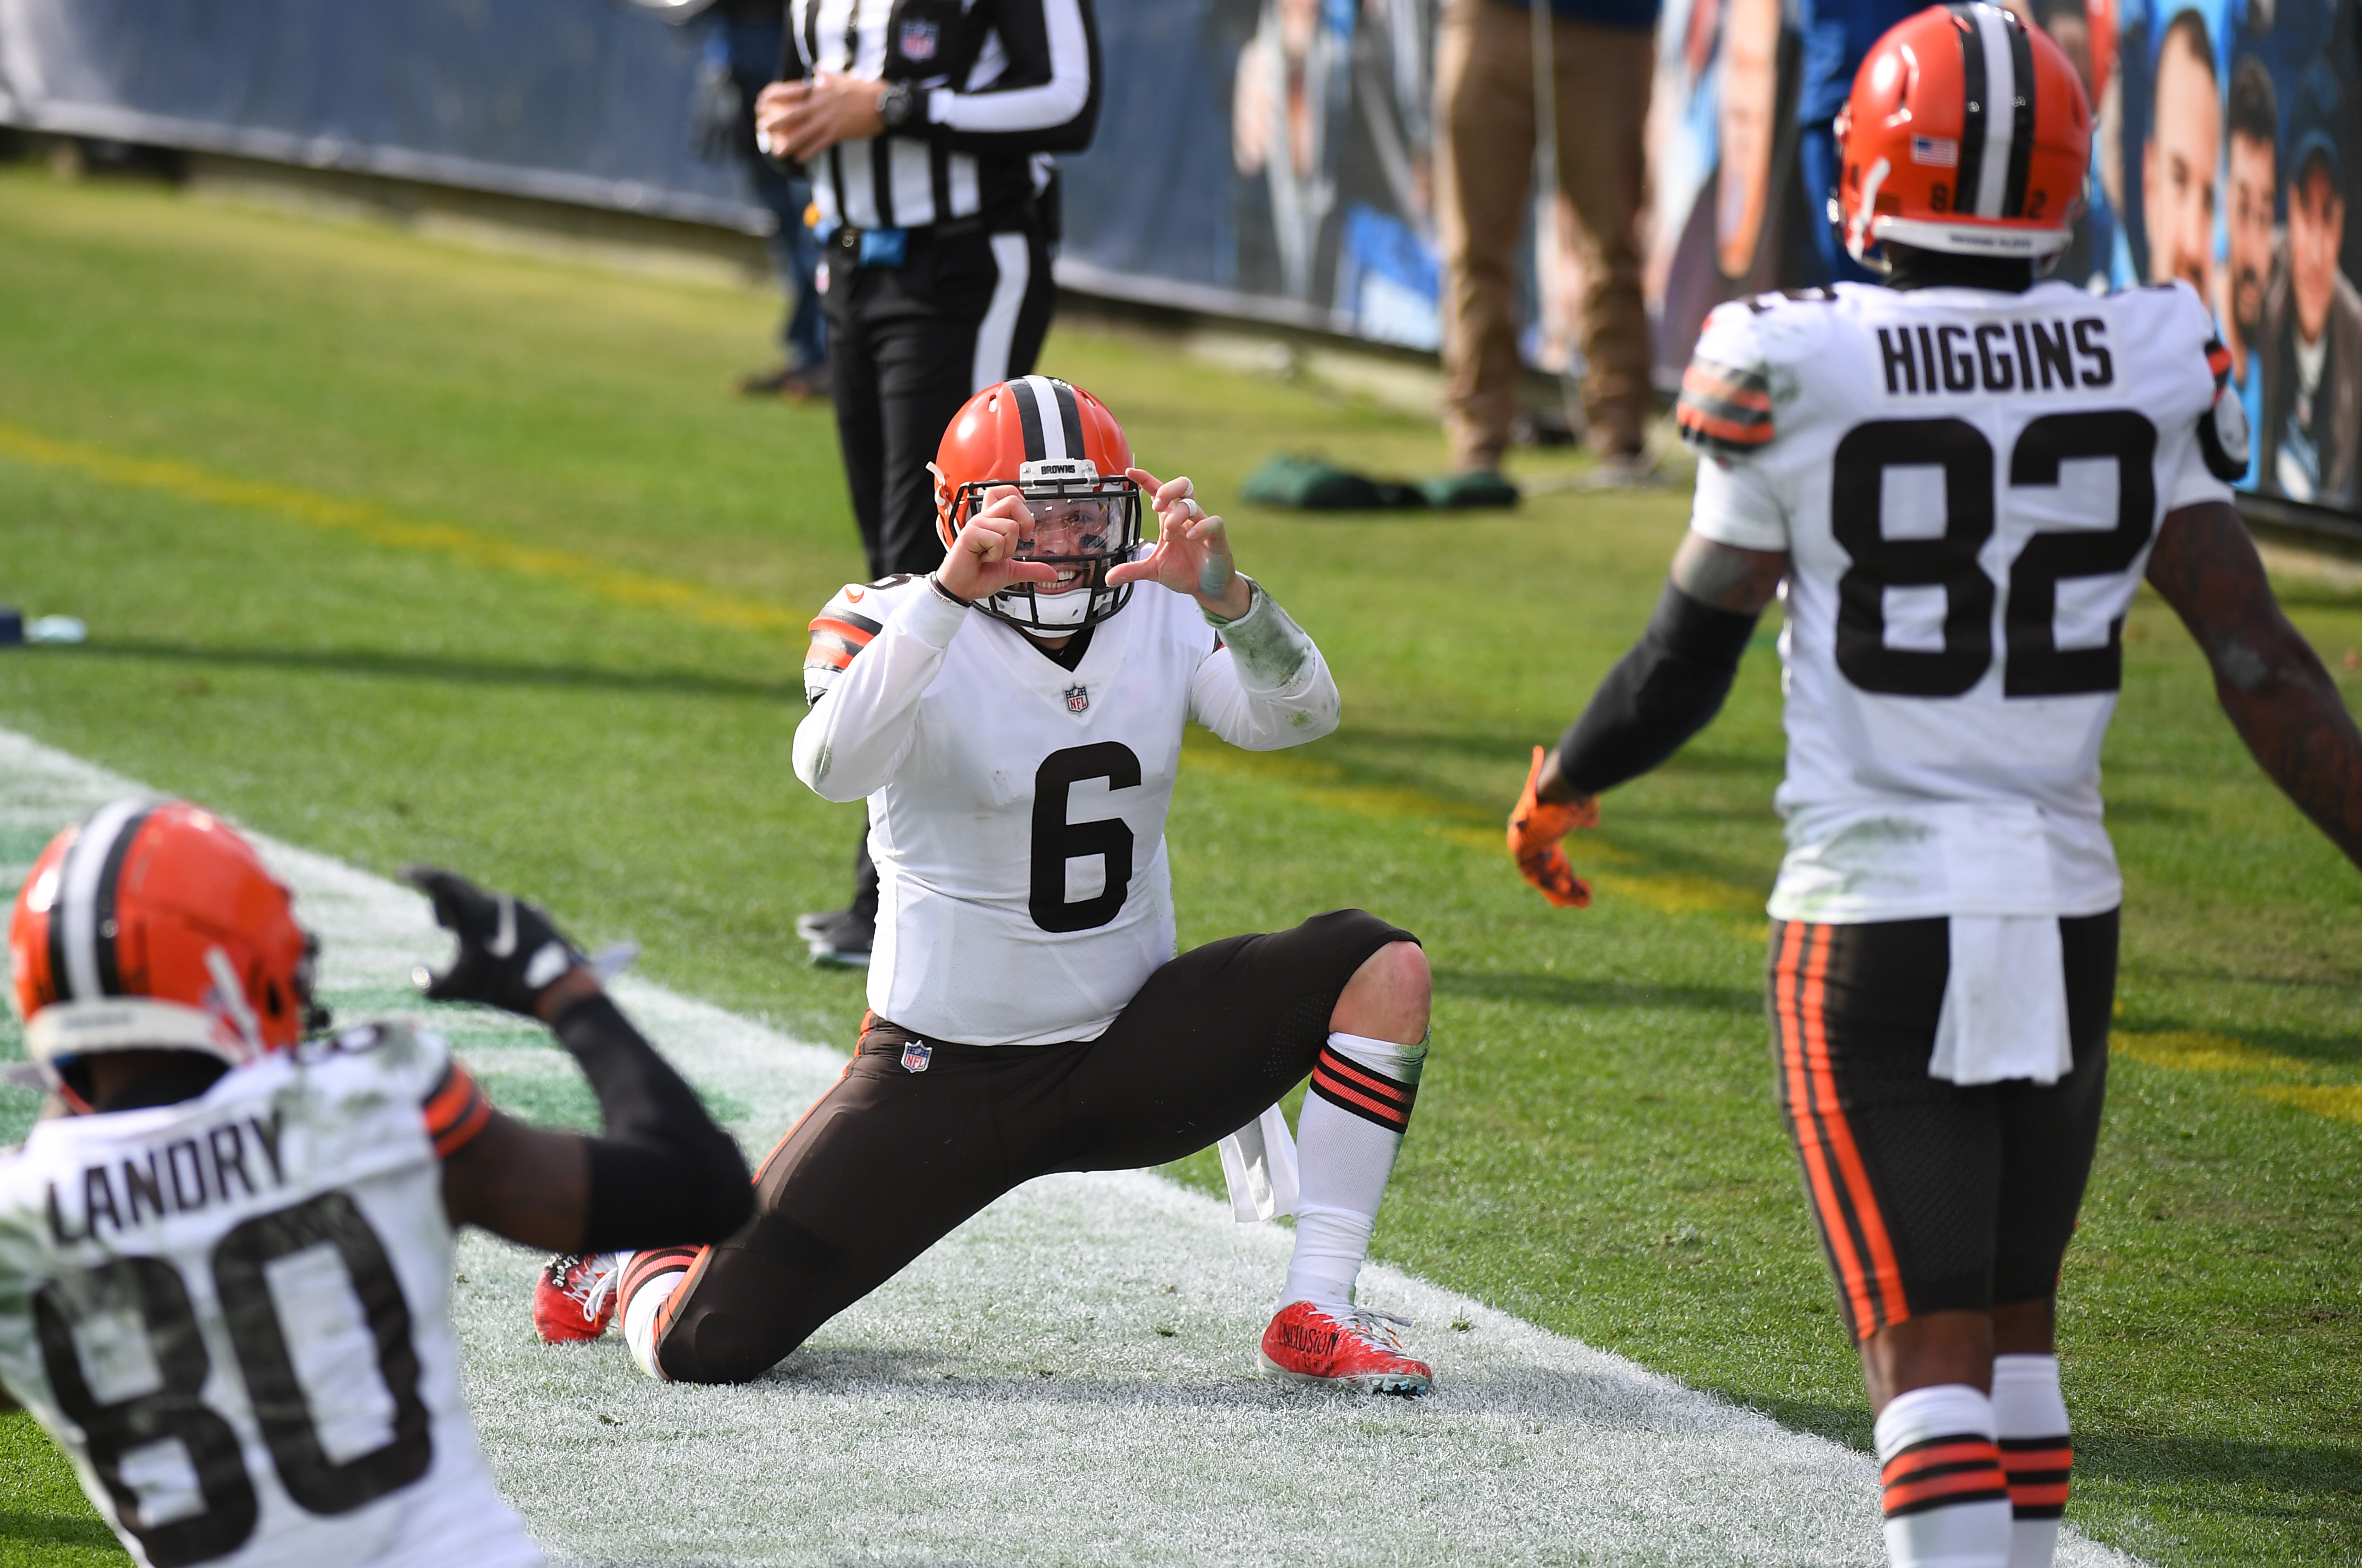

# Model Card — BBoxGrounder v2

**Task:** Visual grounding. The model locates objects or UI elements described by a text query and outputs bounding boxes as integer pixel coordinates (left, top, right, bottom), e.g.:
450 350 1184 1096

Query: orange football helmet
10 799 320 1110
928 375 1142 634
1835 3 2092 265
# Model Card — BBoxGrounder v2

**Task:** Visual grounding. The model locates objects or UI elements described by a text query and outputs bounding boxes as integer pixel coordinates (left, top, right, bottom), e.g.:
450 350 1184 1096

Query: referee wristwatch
876 80 919 131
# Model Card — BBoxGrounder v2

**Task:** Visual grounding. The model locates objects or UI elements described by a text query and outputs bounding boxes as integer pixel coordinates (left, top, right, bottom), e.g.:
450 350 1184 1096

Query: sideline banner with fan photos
3 0 2354 510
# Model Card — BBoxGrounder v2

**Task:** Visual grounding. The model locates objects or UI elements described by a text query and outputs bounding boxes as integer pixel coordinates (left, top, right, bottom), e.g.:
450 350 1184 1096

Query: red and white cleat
533 1252 623 1344
1259 1301 1433 1395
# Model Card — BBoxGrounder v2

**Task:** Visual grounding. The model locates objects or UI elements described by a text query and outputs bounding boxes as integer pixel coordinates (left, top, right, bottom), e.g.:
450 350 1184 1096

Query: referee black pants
822 219 1057 580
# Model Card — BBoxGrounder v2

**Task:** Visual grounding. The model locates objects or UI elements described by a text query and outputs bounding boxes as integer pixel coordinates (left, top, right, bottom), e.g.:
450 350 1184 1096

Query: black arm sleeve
1555 582 1761 797
553 994 754 1252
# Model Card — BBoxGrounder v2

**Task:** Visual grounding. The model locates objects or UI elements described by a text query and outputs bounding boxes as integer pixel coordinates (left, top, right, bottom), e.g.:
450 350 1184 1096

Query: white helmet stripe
1970 5 2016 219
1021 376 1068 461
56 798 146 1002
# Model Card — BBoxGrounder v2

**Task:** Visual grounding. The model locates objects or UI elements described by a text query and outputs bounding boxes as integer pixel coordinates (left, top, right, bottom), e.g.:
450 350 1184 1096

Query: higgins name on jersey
1676 277 2250 924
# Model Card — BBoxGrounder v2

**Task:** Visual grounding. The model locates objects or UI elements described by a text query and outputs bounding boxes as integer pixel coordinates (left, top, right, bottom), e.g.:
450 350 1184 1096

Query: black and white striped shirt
785 0 1101 233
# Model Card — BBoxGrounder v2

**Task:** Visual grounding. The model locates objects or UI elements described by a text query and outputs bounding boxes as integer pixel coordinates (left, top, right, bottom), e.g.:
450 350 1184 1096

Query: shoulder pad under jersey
1676 300 1779 462
2197 335 2251 481
804 573 926 705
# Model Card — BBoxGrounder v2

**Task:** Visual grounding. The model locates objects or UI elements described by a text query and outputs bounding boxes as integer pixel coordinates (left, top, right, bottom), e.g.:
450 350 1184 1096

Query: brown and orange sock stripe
1880 1433 2010 1520
1307 1042 1418 1134
2001 1435 2071 1520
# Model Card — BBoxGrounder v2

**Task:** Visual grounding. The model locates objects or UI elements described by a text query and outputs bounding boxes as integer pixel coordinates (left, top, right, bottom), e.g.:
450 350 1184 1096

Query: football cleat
1259 1301 1433 1395
533 1251 623 1344
803 908 873 968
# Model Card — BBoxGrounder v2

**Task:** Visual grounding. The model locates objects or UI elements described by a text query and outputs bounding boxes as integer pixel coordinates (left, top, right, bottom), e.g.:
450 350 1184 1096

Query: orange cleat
1506 744 1597 908
533 1252 622 1344
1260 1301 1433 1395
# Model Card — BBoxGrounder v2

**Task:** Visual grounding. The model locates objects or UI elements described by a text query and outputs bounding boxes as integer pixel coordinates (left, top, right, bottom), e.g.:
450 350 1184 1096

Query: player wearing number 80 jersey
1507 9 2362 1567
0 803 753 1568
595 377 1441 1396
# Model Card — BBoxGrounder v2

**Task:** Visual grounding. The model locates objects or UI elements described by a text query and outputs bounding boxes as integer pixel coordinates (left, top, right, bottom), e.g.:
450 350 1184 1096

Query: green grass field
0 165 2356 1566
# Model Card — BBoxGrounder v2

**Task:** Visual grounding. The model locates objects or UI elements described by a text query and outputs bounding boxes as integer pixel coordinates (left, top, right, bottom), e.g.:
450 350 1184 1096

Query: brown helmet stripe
49 800 150 1001
2002 14 2037 217
1048 377 1086 458
90 806 153 997
1951 4 1991 216
1012 376 1049 461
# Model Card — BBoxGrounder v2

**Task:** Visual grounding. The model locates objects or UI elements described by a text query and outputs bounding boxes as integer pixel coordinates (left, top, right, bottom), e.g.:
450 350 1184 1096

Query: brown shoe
736 363 832 402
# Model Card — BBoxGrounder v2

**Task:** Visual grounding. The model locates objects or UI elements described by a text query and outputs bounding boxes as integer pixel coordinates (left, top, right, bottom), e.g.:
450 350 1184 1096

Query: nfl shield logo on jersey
901 1041 932 1073
898 20 938 59
1064 685 1089 714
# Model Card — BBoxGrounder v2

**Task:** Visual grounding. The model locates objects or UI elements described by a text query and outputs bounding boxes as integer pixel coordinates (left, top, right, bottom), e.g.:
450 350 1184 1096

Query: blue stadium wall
3 0 2358 522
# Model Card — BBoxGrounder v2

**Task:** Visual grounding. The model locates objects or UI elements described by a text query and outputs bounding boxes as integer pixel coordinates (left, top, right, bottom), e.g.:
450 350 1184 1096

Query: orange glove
1507 745 1598 909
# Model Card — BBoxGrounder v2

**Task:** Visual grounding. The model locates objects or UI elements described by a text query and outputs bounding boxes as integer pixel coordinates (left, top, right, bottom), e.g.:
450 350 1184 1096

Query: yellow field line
1178 730 1768 920
2113 1030 2359 1130
0 421 803 636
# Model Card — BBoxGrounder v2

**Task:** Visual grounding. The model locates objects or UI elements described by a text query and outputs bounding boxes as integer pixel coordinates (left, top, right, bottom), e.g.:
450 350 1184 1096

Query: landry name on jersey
0 1025 540 1568
1676 280 2247 924
798 573 1340 1046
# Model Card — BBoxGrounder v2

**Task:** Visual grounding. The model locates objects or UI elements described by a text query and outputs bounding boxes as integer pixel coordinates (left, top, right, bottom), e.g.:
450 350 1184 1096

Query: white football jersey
796 574 1340 1045
0 1025 542 1568
1679 279 2245 922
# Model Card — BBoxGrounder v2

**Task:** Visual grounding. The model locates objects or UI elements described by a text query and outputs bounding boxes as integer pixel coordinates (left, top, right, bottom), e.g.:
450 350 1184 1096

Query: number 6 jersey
796 575 1341 1046
0 1025 541 1568
1678 278 2248 924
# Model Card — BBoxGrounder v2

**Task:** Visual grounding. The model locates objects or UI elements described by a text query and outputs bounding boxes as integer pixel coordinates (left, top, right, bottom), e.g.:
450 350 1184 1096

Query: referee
755 0 1102 965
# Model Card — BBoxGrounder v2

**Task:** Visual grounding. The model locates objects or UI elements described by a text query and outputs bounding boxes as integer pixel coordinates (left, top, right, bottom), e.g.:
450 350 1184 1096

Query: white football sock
616 1248 699 1382
1991 1354 2071 1568
1283 1031 1424 1312
1874 1383 2012 1568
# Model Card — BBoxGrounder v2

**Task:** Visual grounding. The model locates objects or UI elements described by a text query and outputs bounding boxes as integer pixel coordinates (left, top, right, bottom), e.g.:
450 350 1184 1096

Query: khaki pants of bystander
1435 0 1655 471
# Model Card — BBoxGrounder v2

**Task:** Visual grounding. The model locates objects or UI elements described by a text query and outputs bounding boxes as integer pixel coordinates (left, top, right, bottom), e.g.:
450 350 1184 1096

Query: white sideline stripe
0 726 2146 1568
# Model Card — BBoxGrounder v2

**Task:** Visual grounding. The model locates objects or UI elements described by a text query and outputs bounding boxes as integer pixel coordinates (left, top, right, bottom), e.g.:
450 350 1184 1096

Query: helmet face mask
932 378 1142 637
945 469 1142 634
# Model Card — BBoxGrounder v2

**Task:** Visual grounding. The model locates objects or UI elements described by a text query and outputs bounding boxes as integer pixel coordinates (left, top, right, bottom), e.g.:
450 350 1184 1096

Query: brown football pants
1769 912 2117 1343
1435 0 1656 468
650 909 1415 1383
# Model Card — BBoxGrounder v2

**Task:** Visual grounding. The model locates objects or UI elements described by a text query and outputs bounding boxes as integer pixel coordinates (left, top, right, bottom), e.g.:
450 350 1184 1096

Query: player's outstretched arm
405 869 754 1252
2145 501 2362 871
1510 534 1787 906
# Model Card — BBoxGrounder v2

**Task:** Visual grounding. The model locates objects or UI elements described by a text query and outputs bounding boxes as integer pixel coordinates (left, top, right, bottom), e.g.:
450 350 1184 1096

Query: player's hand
936 485 1060 604
756 74 886 164
1507 745 1598 909
403 867 590 1018
1107 468 1252 620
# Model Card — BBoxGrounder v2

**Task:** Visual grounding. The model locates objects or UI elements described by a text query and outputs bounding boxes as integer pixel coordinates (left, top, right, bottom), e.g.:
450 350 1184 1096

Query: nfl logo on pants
901 1041 932 1073
1064 685 1089 714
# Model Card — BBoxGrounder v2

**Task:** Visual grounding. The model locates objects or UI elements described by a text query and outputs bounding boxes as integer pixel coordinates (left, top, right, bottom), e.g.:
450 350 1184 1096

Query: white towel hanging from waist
1928 915 2074 1085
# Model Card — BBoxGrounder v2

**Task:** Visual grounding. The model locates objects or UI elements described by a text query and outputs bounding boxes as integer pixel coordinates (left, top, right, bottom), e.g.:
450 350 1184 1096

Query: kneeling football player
0 803 752 1567
554 375 1436 1393
1505 10 2362 1567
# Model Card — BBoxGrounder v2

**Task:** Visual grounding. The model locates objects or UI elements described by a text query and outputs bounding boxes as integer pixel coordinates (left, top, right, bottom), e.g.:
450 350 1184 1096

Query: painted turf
0 726 2144 1568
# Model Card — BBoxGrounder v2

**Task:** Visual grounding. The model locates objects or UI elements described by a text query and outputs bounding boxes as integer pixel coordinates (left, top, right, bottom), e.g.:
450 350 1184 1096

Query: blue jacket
1796 0 1924 125
1488 0 1663 38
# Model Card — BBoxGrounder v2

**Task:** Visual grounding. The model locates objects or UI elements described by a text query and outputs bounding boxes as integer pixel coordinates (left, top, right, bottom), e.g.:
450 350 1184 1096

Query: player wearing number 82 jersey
1505 9 2362 1566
